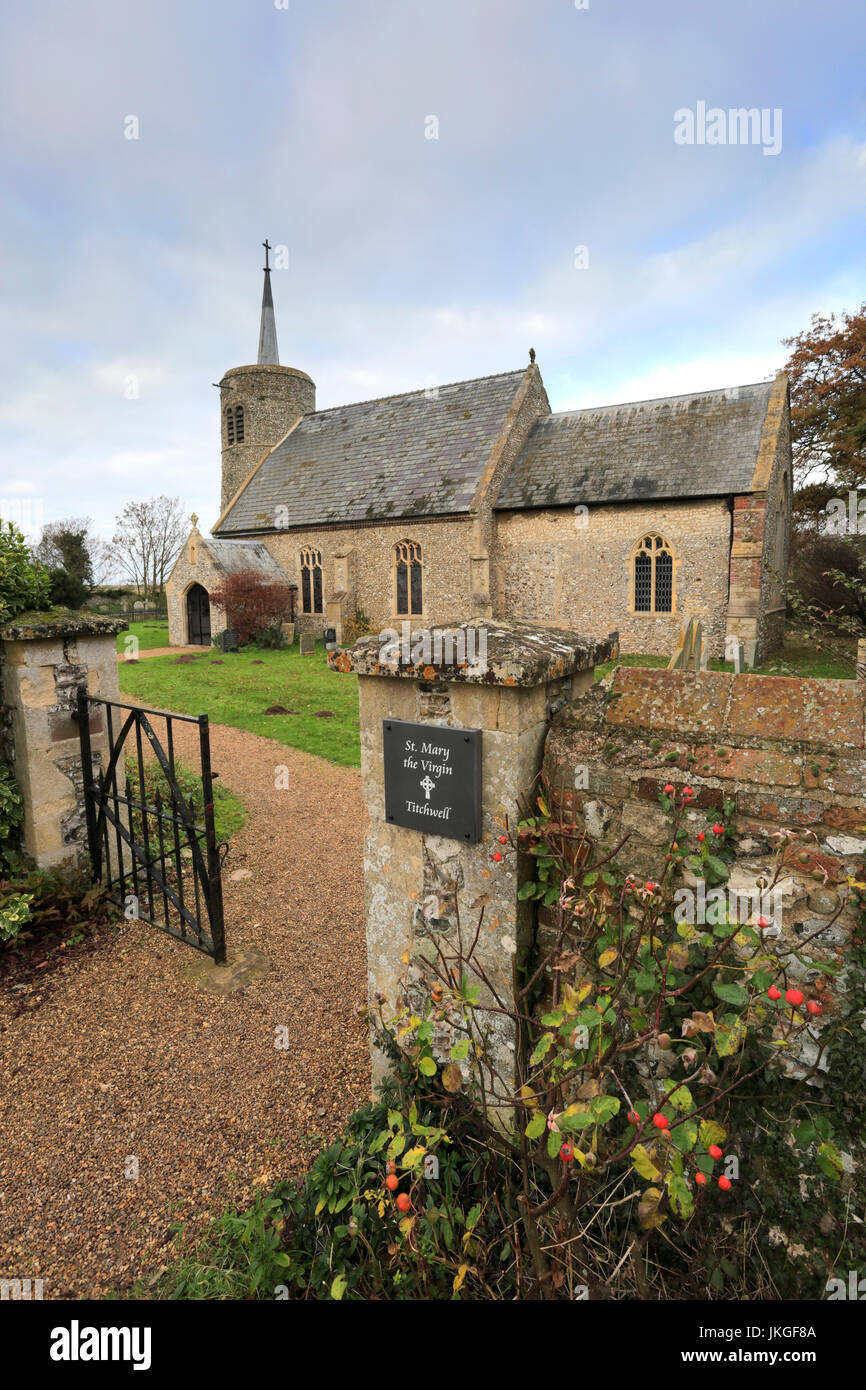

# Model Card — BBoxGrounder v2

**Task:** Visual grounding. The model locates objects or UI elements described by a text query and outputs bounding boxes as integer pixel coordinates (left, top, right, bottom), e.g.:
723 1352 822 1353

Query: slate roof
215 369 526 534
494 381 774 510
203 537 290 580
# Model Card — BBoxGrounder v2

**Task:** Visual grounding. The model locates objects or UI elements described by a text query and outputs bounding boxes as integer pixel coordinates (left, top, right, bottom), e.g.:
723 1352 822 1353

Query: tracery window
632 534 674 614
394 539 423 616
300 547 323 614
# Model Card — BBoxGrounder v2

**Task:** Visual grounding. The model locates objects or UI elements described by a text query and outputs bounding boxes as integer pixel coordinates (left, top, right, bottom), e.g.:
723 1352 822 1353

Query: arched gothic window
632 534 674 614
300 547 323 614
394 539 423 616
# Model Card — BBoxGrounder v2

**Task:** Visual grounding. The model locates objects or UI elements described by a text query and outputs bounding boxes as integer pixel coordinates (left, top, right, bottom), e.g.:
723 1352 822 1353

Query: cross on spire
257 238 279 365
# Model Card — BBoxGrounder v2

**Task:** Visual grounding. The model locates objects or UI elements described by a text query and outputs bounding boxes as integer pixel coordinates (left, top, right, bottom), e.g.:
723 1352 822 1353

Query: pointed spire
257 239 279 365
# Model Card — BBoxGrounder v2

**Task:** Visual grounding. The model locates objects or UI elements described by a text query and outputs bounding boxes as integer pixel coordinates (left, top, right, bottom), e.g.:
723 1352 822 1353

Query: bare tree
110 496 188 601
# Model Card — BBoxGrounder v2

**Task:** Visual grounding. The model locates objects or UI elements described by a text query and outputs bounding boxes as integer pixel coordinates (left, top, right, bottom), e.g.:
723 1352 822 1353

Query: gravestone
220 627 239 653
668 616 703 671
732 640 745 674
281 622 295 646
299 633 316 656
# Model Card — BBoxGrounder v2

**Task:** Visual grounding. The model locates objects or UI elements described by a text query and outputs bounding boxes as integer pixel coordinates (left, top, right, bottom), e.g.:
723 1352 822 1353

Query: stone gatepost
331 619 615 1098
0 614 127 869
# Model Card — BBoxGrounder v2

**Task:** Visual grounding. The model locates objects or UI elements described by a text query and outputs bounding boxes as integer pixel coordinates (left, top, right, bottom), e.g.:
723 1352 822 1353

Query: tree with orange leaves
783 304 866 496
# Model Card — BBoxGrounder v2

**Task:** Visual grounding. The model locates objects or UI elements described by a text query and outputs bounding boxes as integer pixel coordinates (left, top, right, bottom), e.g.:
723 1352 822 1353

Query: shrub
0 760 24 874
0 519 51 622
47 566 89 610
788 529 866 630
0 861 108 949
208 570 293 646
151 785 863 1300
342 608 376 646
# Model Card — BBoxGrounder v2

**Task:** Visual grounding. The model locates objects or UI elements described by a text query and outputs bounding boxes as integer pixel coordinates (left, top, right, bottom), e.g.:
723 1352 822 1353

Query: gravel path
0 720 369 1299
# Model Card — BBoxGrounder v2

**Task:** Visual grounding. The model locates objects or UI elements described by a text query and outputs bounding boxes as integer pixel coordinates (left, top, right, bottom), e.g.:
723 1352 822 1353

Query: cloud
0 0 863 547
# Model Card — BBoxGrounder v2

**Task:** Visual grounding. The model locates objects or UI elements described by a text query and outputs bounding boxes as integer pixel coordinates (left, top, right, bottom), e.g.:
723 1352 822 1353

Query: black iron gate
76 690 226 961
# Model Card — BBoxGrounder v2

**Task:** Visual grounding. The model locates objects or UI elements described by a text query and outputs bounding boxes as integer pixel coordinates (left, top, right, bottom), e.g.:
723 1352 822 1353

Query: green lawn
117 620 171 652
595 632 857 683
127 756 247 843
118 640 361 767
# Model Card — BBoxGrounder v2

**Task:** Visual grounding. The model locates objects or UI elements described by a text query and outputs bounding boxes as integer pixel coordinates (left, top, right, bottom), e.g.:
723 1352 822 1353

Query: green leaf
630 1144 662 1182
817 1141 844 1181
465 1204 482 1231
418 1055 437 1077
672 1120 698 1154
633 970 656 993
591 1094 621 1123
699 1120 726 1149
450 1039 470 1061
331 1274 348 1300
713 981 747 1006
548 1128 564 1158
666 1171 695 1218
530 1032 555 1066
715 1013 747 1057
558 1108 595 1133
525 1112 546 1141
667 1085 693 1113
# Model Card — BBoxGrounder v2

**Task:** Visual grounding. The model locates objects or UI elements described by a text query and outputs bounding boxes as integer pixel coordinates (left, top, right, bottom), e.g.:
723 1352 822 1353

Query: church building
167 251 792 666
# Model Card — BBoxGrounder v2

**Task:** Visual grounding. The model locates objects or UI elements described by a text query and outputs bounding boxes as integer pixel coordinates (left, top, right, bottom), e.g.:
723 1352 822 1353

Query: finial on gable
529 347 536 364
190 512 199 529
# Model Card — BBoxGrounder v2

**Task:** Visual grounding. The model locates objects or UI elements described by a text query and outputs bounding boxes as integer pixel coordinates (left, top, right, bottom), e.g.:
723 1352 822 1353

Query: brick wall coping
586 666 864 751
0 610 129 641
329 618 617 687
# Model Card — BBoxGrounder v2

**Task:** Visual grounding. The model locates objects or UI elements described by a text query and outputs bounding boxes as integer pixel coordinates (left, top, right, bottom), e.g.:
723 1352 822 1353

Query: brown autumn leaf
638 1186 667 1231
441 1063 464 1093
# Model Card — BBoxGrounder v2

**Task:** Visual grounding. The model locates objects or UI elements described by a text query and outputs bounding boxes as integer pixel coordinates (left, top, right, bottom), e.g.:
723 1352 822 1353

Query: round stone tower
219 242 316 513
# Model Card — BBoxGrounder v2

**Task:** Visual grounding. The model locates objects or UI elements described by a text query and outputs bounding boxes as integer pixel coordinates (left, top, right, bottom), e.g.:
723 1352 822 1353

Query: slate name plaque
383 719 482 843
